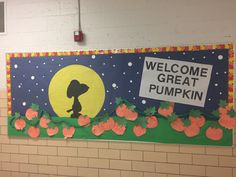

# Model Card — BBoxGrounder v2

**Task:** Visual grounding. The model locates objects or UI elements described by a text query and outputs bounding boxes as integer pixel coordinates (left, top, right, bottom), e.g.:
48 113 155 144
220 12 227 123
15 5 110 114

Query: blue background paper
10 49 229 118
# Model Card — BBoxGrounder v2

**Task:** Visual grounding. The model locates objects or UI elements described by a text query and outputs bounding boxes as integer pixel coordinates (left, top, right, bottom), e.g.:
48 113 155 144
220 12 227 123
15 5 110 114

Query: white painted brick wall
0 0 236 90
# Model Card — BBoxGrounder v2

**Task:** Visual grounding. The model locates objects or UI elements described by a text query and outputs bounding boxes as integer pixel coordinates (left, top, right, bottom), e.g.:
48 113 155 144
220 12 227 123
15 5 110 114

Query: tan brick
10 138 28 145
110 160 132 170
121 150 143 161
38 146 57 155
20 164 38 173
219 156 236 167
180 164 205 176
66 140 87 147
77 167 99 177
0 152 11 161
2 144 19 153
78 148 98 158
233 168 236 177
88 158 109 168
0 90 7 98
180 144 205 154
0 171 11 177
206 146 232 156
2 162 19 171
29 155 47 164
10 153 29 163
0 116 7 125
122 171 143 177
88 141 109 148
168 153 192 164
47 139 67 146
109 142 131 150
0 108 8 116
1 126 7 134
168 175 192 177
133 161 155 172
99 169 120 177
57 147 77 156
68 157 88 167
11 172 29 177
19 145 37 154
99 149 120 159
156 163 179 174
30 174 48 177
193 154 218 166
48 156 67 166
0 135 10 144
0 99 7 107
155 144 179 152
38 165 57 175
206 166 232 177
144 151 166 162
28 139 47 146
132 143 155 151
144 172 167 177
58 166 78 176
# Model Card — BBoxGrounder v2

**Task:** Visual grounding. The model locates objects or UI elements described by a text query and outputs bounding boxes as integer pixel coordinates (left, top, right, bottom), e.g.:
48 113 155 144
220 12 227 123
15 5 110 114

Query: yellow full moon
48 65 105 118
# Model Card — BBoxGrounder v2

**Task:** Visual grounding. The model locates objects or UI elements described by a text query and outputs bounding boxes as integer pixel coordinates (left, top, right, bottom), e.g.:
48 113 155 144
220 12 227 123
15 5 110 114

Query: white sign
139 57 213 107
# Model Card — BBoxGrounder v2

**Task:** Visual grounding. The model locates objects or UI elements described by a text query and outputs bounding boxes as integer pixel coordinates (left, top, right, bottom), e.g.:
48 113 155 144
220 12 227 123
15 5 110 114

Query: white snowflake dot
106 90 109 93
13 75 16 78
92 55 96 59
36 96 39 99
61 58 63 60
76 59 78 61
133 97 136 100
203 56 206 59
183 52 186 55
123 72 126 75
137 72 139 74
139 57 142 59
18 85 21 88
102 73 105 76
212 51 215 54
28 89 31 92
50 70 52 72
208 98 211 101
192 58 195 60
109 102 112 105
128 90 131 93
128 62 133 67
28 60 31 63
219 92 222 95
52 59 54 61
130 80 133 83
142 100 146 104
22 102 26 106
14 64 18 69
168 56 171 59
215 83 218 87
41 89 44 92
112 83 117 88
110 56 113 58
43 62 46 65
36 83 38 86
31 76 35 80
12 98 15 101
113 64 116 67
103 108 106 111
218 55 223 60
224 71 227 74
103 62 106 66
44 103 47 106
36 66 39 69
216 72 219 75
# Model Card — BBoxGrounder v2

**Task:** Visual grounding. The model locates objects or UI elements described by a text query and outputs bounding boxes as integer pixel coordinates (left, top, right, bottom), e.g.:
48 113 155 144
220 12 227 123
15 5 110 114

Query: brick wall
0 89 235 177
0 0 236 177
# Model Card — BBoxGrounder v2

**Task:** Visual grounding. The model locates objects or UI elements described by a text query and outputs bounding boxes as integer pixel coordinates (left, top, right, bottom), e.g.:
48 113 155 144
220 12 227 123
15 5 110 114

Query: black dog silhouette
67 80 89 118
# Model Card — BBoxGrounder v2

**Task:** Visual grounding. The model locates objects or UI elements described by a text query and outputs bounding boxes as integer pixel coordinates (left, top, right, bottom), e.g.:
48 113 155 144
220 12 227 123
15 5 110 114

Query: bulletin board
7 44 235 146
